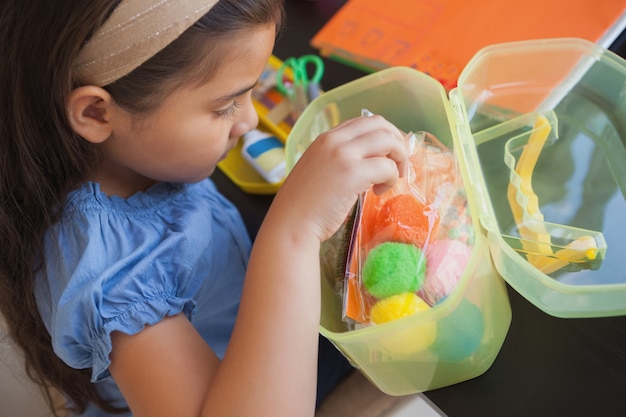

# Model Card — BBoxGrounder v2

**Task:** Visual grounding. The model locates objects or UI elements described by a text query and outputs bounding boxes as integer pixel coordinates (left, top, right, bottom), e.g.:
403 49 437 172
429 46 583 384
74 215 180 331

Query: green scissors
276 54 325 117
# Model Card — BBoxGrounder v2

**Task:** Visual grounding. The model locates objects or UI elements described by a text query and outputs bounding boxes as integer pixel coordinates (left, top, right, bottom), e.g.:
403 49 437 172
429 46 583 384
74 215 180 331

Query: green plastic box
285 38 626 395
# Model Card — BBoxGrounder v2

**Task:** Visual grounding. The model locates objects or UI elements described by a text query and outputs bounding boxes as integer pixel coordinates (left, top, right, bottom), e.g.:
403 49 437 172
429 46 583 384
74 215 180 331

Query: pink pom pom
419 239 472 305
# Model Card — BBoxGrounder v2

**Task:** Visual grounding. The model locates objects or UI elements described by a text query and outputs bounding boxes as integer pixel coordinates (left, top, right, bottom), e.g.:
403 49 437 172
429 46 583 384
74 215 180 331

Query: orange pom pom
374 194 438 247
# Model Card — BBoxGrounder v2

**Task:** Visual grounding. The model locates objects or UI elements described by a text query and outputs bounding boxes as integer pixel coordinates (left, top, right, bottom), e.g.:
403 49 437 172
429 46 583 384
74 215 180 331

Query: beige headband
73 0 219 86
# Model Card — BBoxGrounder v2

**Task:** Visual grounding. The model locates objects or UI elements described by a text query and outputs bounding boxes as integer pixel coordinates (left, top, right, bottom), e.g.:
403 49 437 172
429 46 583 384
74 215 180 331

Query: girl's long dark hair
0 0 284 415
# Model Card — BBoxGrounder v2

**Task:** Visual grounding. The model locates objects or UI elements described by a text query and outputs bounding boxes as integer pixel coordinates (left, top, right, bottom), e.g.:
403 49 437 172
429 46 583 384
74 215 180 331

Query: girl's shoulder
52 178 249 272
64 179 223 219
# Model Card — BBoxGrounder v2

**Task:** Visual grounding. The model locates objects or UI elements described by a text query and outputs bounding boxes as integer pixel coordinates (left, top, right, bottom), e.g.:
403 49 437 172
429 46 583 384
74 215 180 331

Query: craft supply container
285 38 626 395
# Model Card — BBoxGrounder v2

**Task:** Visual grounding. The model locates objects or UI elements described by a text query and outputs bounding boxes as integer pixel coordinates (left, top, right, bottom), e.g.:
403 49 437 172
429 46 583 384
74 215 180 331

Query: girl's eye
216 100 241 119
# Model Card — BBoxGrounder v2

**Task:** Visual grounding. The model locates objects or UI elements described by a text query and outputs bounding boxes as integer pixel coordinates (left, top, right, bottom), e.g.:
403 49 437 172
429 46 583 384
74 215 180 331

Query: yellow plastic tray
217 136 285 194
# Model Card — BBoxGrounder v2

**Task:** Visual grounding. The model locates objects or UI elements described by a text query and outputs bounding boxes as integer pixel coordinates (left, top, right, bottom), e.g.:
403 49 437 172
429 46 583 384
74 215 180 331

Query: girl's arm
108 115 409 417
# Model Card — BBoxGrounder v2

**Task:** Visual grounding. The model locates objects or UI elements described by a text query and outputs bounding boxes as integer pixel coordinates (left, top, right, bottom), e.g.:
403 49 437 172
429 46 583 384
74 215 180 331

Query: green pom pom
362 242 426 299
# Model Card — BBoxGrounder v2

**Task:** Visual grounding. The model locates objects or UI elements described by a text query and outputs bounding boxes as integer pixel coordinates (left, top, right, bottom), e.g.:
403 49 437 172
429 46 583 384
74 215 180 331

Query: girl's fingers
325 121 409 175
360 156 403 195
278 115 411 240
327 115 404 146
297 115 410 195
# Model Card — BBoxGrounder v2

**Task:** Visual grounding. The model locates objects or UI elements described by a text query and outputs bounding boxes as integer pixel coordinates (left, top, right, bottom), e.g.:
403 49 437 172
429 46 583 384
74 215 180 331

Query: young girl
0 1 409 416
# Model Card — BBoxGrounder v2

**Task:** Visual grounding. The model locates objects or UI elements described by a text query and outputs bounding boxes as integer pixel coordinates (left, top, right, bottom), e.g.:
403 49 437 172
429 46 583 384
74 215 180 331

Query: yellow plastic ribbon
506 114 600 274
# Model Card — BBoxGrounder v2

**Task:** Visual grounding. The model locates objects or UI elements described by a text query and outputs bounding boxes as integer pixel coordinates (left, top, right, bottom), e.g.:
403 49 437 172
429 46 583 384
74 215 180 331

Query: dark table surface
212 1 626 416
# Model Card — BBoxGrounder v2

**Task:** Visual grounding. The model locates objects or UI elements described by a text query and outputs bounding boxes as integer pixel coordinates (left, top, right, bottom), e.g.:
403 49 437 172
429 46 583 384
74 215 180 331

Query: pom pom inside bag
342 110 475 328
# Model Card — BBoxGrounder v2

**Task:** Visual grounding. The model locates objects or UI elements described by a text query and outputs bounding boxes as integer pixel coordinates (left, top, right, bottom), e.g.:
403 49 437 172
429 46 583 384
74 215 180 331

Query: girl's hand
274 114 410 242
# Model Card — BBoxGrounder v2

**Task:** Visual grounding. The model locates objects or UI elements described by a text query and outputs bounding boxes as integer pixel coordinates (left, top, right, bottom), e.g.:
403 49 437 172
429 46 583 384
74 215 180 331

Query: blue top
35 179 251 416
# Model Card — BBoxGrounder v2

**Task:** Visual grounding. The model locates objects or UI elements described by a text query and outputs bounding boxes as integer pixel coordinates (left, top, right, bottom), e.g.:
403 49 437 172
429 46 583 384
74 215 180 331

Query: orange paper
312 0 626 89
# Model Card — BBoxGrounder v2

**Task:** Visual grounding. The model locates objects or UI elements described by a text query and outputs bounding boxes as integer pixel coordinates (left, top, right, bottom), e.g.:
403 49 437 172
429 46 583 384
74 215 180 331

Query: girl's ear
67 86 115 144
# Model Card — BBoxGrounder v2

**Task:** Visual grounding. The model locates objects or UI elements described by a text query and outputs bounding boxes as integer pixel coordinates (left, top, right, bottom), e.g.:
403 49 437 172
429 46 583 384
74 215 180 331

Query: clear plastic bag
342 113 474 328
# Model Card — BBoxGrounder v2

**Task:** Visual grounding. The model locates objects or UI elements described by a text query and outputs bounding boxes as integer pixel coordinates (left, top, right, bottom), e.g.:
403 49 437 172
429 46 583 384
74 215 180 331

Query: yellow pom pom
370 293 436 355
371 292 430 324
